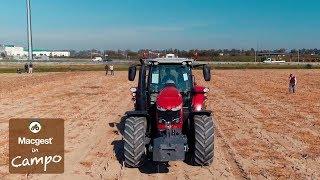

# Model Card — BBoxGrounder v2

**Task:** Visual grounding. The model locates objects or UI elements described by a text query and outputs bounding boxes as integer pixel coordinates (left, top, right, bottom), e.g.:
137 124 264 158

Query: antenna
26 0 33 61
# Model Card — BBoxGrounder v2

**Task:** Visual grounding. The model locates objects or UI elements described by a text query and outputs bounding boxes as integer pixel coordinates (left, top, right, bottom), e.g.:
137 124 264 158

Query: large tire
123 116 146 168
193 115 214 166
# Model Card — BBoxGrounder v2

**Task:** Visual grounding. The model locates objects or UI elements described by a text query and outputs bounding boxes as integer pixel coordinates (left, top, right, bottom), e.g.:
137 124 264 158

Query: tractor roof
147 57 194 64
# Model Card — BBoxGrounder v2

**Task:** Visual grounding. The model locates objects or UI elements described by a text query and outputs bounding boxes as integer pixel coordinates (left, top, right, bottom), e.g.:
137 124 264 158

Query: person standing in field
28 62 33 74
105 64 109 75
109 65 114 76
24 63 29 73
289 74 297 93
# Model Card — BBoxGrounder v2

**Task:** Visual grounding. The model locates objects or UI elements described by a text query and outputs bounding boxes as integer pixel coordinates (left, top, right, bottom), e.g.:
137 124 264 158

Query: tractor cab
148 59 194 107
129 57 211 109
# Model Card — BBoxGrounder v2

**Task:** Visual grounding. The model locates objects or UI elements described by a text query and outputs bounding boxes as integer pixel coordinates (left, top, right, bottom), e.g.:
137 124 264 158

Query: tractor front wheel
193 115 214 166
123 116 146 168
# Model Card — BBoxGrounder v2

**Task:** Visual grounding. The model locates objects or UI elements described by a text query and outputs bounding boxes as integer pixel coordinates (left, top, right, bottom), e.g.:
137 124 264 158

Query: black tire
193 115 214 166
123 116 146 168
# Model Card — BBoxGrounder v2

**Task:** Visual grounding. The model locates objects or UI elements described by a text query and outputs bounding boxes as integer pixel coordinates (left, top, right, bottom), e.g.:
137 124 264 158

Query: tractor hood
156 86 183 111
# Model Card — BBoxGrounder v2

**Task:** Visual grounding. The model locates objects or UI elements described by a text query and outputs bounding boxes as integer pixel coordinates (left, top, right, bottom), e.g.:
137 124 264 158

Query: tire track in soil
209 75 301 179
235 70 319 178
60 79 133 179
22 74 132 180
33 75 130 180
1 72 100 160
214 125 249 180
0 73 89 171
194 71 249 180
0 72 107 179
0 73 86 124
208 70 320 179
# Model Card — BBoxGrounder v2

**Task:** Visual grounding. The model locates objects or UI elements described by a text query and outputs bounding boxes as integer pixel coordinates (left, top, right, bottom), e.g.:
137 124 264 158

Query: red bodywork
192 86 207 112
156 85 207 131
156 86 183 130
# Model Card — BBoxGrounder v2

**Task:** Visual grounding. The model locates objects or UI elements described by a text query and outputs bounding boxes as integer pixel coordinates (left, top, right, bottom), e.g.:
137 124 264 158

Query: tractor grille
158 110 180 123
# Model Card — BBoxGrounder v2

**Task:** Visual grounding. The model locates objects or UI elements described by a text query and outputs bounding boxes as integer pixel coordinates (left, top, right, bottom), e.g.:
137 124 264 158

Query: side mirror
203 65 211 81
128 65 136 81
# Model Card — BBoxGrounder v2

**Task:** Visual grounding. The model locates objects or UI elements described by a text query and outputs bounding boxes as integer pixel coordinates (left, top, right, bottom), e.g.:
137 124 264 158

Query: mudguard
192 86 207 111
191 110 212 116
125 111 148 117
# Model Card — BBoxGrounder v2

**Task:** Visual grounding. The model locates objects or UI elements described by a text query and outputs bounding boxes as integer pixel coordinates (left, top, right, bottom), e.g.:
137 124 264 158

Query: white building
51 51 70 57
32 50 51 57
0 45 70 58
31 49 70 57
0 45 27 57
31 50 70 57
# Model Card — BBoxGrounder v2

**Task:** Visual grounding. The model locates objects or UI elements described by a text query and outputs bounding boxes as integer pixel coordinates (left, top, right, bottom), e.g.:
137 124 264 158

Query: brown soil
0 70 319 179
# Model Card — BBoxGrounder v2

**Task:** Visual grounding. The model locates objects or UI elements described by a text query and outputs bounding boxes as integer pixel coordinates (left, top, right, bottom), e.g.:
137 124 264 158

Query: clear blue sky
0 0 319 50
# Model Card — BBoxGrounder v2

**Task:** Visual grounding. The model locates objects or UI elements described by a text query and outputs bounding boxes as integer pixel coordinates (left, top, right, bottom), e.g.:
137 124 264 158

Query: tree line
68 48 320 62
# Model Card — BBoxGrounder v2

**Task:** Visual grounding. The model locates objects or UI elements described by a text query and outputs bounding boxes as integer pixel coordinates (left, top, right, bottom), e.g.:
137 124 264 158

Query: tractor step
152 135 188 162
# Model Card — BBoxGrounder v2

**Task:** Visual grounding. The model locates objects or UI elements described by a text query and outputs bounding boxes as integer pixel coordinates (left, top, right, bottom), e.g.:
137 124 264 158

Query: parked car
92 57 103 62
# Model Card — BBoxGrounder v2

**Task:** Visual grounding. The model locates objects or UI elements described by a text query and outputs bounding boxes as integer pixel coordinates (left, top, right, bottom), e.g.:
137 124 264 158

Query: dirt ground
0 70 319 179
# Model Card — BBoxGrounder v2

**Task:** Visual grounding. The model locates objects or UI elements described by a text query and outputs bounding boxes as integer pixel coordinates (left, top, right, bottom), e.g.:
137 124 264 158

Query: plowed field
0 70 319 179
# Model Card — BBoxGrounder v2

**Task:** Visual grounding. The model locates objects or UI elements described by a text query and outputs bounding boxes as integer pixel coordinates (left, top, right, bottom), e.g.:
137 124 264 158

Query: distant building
28 49 71 58
0 45 27 57
0 45 70 59
32 49 51 57
51 51 70 57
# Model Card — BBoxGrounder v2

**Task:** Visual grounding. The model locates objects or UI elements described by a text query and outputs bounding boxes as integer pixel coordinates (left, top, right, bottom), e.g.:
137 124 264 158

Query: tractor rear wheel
193 115 214 166
123 116 146 168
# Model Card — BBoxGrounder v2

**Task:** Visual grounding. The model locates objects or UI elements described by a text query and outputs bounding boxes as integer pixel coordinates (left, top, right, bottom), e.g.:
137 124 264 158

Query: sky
0 0 320 50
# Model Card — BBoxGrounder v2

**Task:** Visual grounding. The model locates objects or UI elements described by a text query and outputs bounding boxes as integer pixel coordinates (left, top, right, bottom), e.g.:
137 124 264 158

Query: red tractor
124 55 214 167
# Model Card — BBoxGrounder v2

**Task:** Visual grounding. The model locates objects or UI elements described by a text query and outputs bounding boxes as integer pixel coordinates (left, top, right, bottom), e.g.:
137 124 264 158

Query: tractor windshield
149 64 192 93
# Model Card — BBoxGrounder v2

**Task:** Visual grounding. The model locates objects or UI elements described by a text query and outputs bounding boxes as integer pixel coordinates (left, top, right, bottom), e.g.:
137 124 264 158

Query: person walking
288 74 297 93
109 65 114 76
24 63 29 73
28 62 33 74
105 64 109 75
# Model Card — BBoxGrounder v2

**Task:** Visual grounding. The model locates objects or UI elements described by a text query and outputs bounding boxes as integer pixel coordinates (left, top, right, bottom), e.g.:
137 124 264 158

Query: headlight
130 87 137 93
203 87 210 93
195 105 202 111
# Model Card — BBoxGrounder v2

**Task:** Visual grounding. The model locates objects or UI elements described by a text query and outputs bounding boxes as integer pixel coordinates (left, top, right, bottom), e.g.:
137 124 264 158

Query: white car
263 58 286 63
92 57 103 62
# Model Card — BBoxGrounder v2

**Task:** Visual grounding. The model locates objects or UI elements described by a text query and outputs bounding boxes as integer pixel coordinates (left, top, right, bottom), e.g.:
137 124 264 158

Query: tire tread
123 116 146 167
193 115 215 166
